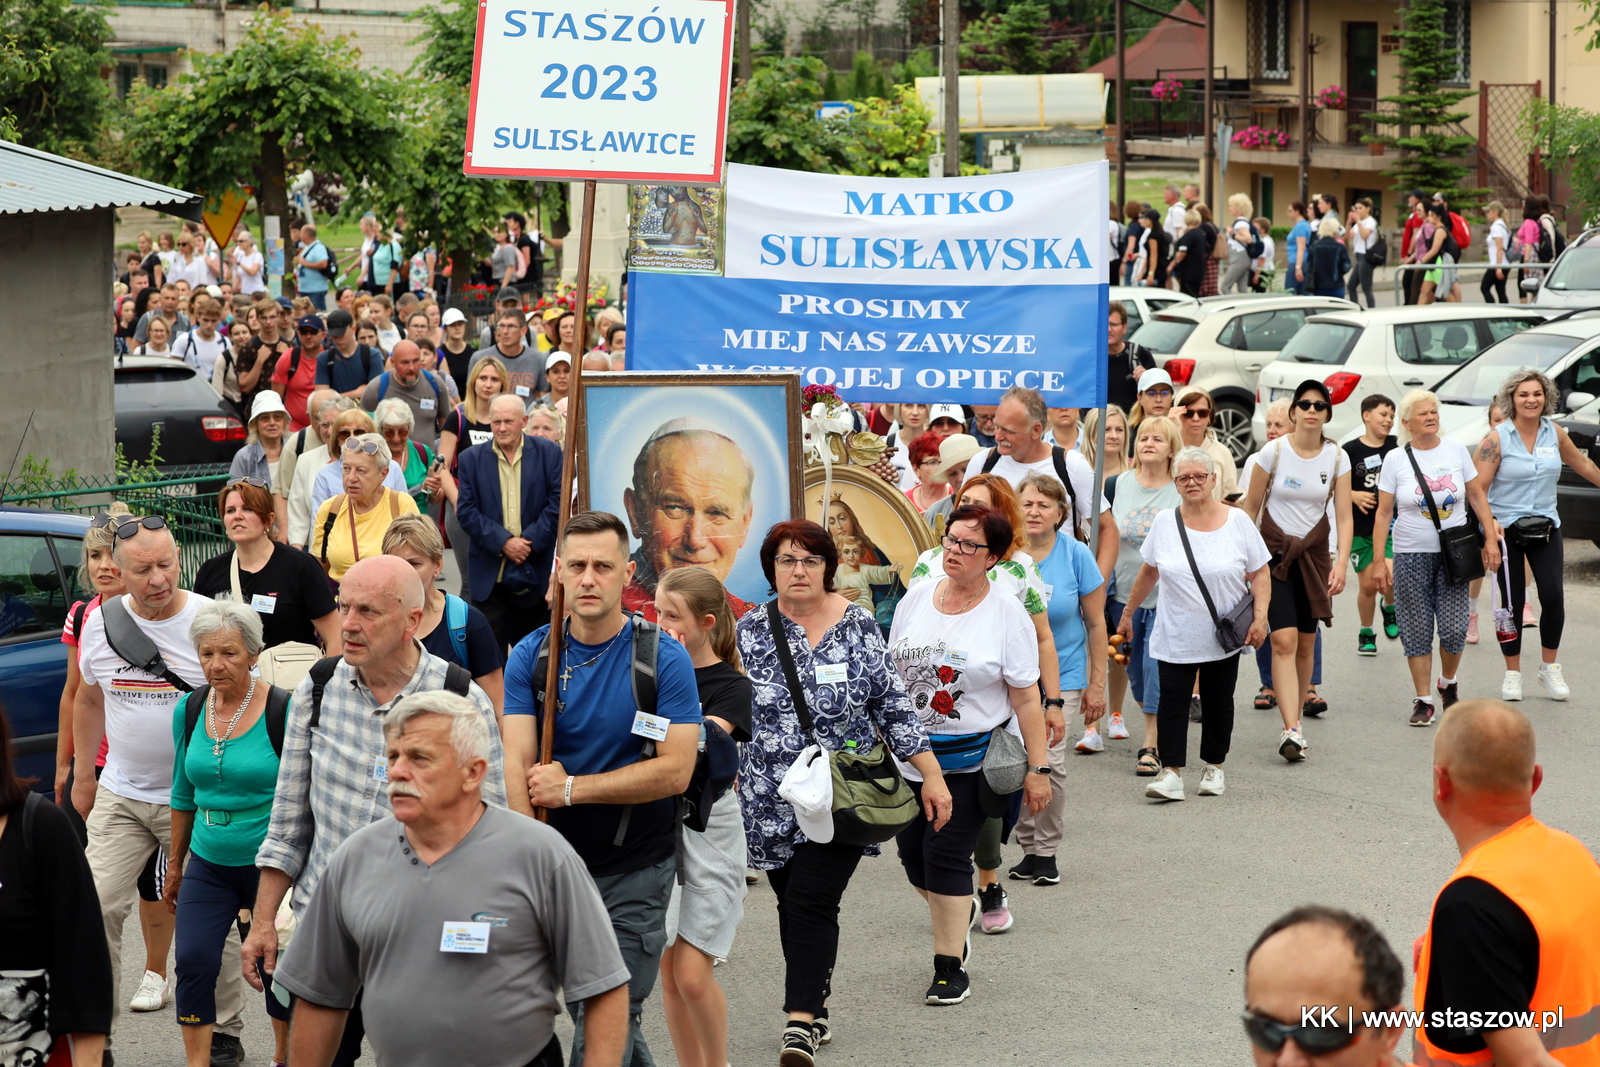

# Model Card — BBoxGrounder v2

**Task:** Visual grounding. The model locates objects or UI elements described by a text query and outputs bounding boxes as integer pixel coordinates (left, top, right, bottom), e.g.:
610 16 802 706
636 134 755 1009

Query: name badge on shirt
373 756 390 783
1536 446 1557 459
631 711 670 742
814 662 848 684
1282 476 1304 491
1365 454 1385 469
440 921 491 954
1041 584 1054 605
420 398 436 411
943 649 969 669
250 593 277 614
515 385 531 398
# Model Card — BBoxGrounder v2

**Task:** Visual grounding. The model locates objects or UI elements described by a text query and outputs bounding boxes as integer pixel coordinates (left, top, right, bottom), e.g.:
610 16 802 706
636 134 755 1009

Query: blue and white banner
627 161 1110 406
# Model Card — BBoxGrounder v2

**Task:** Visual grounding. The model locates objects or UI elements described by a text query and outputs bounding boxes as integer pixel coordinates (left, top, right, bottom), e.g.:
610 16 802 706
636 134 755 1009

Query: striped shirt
255 642 508 915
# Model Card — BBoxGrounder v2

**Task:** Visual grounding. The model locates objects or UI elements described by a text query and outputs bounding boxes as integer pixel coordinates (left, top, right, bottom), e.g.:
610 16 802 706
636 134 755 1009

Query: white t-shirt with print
1244 447 1339 555
1140 507 1271 663
907 548 1047 615
1377 439 1478 553
1256 437 1350 538
76 591 213 804
887 578 1040 780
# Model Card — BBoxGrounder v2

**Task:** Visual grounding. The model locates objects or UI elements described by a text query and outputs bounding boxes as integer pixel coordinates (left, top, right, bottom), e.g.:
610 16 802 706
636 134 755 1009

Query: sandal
1254 687 1276 710
1303 691 1329 718
1136 747 1160 776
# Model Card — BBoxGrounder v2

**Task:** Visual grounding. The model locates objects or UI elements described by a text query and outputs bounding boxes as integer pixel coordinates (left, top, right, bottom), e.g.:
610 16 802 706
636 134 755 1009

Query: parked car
0 507 91 795
1107 285 1194 336
1525 225 1600 308
1253 305 1550 447
1127 294 1357 462
115 354 243 470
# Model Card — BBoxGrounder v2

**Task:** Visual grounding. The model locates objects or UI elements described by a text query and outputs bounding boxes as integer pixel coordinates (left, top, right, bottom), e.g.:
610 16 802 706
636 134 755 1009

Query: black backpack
1365 231 1388 267
181 685 291 758
981 444 1083 537
317 243 340 280
304 655 473 729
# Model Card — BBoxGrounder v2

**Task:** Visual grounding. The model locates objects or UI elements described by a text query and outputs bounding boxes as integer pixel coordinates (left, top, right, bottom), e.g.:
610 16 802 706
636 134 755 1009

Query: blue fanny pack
928 731 991 771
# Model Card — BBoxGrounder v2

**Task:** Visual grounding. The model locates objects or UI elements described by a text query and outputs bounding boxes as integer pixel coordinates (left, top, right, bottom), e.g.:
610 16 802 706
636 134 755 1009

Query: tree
846 85 937 178
1522 100 1600 227
123 7 407 220
726 57 858 171
0 0 112 154
960 2 1078 74
1365 0 1478 205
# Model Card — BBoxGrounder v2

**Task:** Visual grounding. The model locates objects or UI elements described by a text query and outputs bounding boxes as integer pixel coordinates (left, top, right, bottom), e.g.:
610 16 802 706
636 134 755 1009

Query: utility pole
737 0 751 82
943 0 960 177
1115 0 1126 207
1297 0 1311 205
1202 0 1215 208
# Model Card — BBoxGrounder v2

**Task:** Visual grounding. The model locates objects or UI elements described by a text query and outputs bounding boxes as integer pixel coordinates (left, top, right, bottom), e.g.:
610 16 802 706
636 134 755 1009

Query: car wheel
1213 402 1254 465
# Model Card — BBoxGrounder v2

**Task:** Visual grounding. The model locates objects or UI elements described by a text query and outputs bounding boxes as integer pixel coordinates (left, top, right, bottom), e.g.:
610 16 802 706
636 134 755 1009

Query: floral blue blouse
736 602 930 870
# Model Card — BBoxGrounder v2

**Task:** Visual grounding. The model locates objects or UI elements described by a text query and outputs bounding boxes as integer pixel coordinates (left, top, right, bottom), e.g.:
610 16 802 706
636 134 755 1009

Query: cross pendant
560 665 574 687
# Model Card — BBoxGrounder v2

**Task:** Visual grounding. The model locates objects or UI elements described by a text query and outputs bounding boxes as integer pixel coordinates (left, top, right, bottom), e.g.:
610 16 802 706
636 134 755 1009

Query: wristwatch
1042 697 1066 710
1029 766 1051 775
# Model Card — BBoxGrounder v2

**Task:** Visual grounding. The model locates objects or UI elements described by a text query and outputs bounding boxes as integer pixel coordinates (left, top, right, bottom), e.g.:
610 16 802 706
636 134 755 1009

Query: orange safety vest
1413 816 1600 1067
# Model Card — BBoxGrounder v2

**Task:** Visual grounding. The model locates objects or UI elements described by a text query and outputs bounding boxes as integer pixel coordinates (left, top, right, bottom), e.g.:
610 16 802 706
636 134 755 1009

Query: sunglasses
225 477 270 490
297 327 324 336
112 514 168 540
1181 409 1212 420
1295 399 1331 412
89 513 123 530
343 439 383 456
1145 388 1174 398
1241 1011 1362 1056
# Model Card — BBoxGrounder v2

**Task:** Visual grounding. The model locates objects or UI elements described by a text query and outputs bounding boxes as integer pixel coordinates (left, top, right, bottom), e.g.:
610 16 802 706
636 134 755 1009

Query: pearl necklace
208 677 256 779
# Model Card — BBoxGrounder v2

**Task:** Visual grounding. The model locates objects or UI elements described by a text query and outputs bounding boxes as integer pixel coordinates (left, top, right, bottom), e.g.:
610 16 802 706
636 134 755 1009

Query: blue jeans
1256 629 1322 688
569 856 674 1067
1119 602 1161 717
302 289 328 310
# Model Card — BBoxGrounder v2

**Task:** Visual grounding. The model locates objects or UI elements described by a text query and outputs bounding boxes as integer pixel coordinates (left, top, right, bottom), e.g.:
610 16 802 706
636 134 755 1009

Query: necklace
558 625 627 697
939 579 985 615
209 677 256 779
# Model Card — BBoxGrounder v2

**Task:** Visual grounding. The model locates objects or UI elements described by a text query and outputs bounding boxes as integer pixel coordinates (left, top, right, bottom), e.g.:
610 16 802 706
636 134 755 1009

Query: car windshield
1434 332 1586 405
1129 317 1197 354
1543 247 1600 291
1279 323 1362 364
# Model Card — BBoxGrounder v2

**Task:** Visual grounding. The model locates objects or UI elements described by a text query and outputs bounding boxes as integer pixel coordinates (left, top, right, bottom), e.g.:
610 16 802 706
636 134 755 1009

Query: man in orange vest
1243 905 1408 1065
1414 699 1600 1067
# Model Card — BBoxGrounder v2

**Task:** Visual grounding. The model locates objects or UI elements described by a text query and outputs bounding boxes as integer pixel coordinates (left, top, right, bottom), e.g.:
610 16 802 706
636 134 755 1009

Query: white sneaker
129 969 170 1012
1144 768 1184 801
1074 728 1104 753
1501 670 1523 701
1106 711 1130 740
1279 728 1307 762
1539 663 1570 700
1198 765 1226 796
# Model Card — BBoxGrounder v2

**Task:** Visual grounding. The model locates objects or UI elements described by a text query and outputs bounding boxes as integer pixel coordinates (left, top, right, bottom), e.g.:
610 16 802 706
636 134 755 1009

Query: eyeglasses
918 458 942 468
1295 399 1331 412
112 514 168 540
225 477 270 490
774 554 825 571
1174 473 1211 486
1241 1012 1362 1056
1181 409 1212 420
942 534 993 556
343 439 383 456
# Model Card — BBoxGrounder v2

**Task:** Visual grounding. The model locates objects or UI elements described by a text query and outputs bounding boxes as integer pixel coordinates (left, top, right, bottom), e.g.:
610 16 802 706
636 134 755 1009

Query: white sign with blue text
464 0 733 183
627 161 1110 405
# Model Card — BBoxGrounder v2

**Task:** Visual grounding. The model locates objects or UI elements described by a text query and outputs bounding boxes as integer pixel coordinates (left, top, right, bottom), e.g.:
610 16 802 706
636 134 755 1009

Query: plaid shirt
256 642 508 915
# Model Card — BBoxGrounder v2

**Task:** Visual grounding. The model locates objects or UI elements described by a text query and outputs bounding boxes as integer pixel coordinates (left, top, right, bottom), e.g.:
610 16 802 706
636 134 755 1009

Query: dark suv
115 354 244 469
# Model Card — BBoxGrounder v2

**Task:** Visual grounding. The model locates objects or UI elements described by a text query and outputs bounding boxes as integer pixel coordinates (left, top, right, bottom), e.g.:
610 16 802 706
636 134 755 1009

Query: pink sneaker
1523 602 1537 627
1466 613 1479 644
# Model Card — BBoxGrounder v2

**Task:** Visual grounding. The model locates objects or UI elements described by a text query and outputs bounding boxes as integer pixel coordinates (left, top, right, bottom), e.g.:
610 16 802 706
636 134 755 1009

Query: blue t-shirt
296 240 331 293
1286 220 1311 267
1036 531 1105 691
505 619 700 876
420 597 504 679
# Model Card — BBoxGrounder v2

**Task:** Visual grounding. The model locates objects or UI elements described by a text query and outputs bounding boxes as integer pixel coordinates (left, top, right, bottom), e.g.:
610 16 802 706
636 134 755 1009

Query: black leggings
1498 529 1565 657
766 840 865 1017
1481 268 1510 303
1156 656 1239 768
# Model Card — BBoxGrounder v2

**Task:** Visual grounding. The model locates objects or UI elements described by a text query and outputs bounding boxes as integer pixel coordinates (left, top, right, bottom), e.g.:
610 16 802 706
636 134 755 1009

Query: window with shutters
1249 0 1291 81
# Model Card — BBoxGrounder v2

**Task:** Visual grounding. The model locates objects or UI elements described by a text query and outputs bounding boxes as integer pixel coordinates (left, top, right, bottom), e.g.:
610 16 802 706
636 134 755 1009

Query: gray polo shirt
360 370 447 448
273 805 628 1066
469 344 549 405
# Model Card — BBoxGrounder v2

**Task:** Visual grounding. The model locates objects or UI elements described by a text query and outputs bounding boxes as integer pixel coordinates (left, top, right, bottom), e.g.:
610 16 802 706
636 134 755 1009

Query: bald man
247 557 520 1064
1243 906 1406 1066
1413 699 1600 1067
620 421 757 620
360 339 448 448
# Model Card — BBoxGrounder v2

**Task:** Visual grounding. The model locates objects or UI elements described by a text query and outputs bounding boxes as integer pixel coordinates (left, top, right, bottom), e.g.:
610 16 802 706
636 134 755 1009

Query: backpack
442 593 469 666
1235 217 1264 260
1539 215 1566 262
181 684 291 758
314 242 339 281
982 444 1083 537
175 330 229 376
1449 212 1471 254
1365 231 1388 267
321 343 381 386
98 595 195 694
375 369 445 422
304 655 472 730
1440 228 1462 262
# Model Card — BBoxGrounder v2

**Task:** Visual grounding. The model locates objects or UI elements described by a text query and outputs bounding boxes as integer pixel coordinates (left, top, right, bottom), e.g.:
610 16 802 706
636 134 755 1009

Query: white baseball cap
1139 368 1175 392
928 404 965 426
777 746 834 844
546 350 573 371
441 307 467 326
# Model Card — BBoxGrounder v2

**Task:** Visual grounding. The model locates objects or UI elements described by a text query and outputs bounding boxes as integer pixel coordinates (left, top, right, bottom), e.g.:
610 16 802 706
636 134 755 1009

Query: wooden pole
537 178 597 822
737 0 752 82
1297 0 1311 206
942 0 960 176
1115 0 1126 208
1202 0 1215 209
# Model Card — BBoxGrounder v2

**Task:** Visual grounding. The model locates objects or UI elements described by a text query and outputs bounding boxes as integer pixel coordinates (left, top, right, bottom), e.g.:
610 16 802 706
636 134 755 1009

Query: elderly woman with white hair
310 432 421 583
1474 368 1600 701
1372 389 1499 726
308 408 410 520
374 396 437 509
1118 446 1270 802
165 597 293 1067
527 404 566 444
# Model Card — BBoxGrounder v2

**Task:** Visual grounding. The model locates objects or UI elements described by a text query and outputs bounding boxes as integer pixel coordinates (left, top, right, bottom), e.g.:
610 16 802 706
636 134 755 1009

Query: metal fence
1 464 233 586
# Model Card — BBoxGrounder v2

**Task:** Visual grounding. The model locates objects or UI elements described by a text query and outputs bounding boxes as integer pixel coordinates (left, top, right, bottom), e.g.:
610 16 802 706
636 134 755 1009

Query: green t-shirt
169 695 282 867
400 441 435 508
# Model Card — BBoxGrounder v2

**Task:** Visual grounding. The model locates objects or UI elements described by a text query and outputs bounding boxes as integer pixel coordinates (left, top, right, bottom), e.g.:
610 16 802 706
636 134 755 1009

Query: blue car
0 507 91 795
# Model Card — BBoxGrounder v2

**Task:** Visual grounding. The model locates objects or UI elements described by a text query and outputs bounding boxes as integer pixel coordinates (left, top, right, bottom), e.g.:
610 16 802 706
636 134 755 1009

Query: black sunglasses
1295 399 1331 412
113 514 168 540
225 477 270 490
1241 1011 1362 1056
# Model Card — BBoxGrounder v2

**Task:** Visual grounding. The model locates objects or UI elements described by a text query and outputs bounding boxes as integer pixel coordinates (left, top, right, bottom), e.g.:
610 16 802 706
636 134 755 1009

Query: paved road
108 546 1600 1066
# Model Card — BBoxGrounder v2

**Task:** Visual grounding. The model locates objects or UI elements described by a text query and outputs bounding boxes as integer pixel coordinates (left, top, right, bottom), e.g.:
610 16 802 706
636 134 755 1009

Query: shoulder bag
1175 511 1256 653
231 550 322 688
1404 445 1484 585
766 600 918 847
